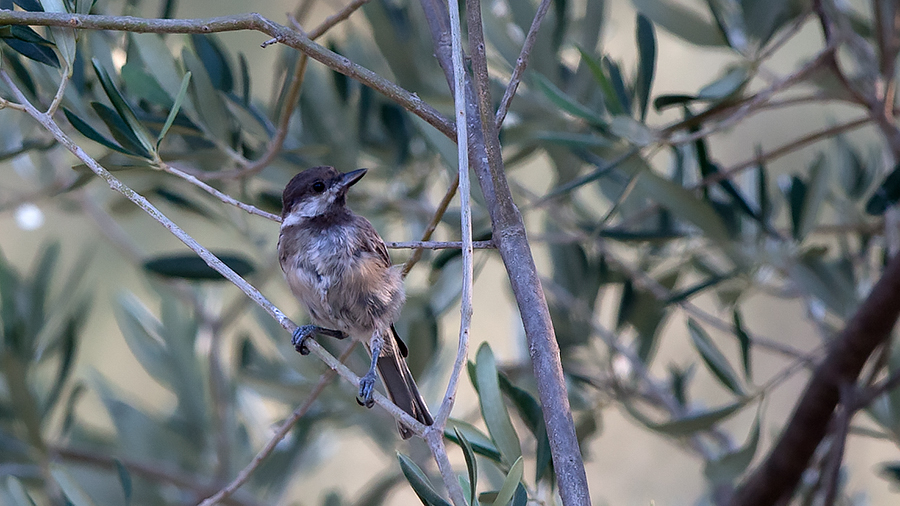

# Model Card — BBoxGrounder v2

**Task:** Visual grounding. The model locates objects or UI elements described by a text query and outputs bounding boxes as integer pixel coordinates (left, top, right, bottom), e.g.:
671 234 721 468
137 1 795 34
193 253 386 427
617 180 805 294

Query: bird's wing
357 217 392 268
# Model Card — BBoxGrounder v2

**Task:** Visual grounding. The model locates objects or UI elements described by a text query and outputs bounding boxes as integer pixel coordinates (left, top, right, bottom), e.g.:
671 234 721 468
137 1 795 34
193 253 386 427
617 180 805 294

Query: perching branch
0 67 426 440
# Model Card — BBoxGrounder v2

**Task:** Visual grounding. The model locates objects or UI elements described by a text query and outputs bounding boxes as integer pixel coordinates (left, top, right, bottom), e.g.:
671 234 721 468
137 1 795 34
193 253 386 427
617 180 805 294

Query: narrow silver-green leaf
397 453 452 506
131 33 184 100
114 293 171 390
492 456 524 506
577 46 625 115
732 309 752 379
636 170 731 243
182 48 232 143
114 459 133 505
157 71 191 147
697 66 748 101
610 115 656 146
706 0 749 53
704 407 761 484
475 343 522 466
533 73 606 126
454 427 478 506
627 398 750 436
445 419 503 462
63 108 134 156
798 155 830 240
6 476 38 506
42 0 76 68
91 58 155 157
51 467 99 506
635 14 656 121
688 318 745 395
631 0 727 47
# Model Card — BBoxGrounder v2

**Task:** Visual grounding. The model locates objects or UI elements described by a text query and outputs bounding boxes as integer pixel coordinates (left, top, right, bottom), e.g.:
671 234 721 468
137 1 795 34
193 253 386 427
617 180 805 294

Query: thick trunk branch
417 0 591 503
730 253 900 505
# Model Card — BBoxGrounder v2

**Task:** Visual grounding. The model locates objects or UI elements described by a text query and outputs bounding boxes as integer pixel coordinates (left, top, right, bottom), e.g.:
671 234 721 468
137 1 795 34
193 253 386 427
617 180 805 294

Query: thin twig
423 0 471 503
459 0 592 501
183 0 370 181
307 0 370 39
663 46 838 146
854 366 900 409
46 58 71 116
709 115 871 187
494 0 552 129
0 96 27 111
614 115 873 232
198 344 357 506
820 384 853 506
211 53 309 180
161 163 280 221
389 239 494 250
755 5 814 62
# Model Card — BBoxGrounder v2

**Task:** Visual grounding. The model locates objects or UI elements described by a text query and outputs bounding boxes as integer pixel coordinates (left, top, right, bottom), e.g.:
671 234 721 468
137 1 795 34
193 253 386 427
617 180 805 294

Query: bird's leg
357 334 383 408
291 325 348 355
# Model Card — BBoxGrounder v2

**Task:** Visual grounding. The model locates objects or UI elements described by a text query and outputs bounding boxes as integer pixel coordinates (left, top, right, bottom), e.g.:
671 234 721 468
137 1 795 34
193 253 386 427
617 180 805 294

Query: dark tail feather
377 328 433 439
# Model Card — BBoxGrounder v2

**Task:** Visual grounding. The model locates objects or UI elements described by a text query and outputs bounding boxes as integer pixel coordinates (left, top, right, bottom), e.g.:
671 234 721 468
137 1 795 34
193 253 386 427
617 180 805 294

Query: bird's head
281 166 367 223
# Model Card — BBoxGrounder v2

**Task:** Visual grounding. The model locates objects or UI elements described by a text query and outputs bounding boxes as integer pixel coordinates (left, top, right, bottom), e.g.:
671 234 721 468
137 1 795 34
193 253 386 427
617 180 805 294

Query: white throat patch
281 186 341 228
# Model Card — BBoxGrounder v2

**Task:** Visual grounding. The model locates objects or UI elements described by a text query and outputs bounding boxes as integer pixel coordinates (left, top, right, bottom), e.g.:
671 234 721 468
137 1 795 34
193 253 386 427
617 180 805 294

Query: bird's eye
312 181 326 193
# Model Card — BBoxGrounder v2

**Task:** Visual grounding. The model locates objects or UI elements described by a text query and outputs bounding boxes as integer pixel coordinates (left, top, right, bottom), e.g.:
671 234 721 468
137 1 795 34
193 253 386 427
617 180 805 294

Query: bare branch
0 11 456 140
307 0 370 39
494 0 552 129
389 240 494 250
421 0 472 502
161 163 280 221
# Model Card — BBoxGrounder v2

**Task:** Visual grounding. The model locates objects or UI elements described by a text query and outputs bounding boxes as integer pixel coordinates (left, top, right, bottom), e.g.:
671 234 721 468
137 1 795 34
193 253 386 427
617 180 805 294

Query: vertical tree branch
423 0 472 502
418 0 591 503
434 0 473 431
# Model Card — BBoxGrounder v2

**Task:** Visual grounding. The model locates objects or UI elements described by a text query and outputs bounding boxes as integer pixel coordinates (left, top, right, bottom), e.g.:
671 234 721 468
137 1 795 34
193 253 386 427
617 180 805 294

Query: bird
277 165 433 438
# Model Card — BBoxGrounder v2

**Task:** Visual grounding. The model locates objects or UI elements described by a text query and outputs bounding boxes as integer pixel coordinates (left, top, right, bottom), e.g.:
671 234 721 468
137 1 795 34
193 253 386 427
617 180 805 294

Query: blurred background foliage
1 0 900 504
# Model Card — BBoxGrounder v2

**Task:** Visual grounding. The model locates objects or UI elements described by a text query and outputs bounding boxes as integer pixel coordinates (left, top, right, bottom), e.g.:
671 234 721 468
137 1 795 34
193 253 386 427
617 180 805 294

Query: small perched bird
278 166 433 438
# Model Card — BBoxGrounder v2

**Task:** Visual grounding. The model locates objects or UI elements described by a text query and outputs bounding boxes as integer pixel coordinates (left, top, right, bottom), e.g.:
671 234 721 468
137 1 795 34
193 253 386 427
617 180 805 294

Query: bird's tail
376 326 434 439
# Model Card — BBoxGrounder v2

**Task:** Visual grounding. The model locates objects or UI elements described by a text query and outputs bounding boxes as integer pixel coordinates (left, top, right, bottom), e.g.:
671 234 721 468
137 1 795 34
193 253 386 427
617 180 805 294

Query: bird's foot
291 326 348 355
291 325 318 355
318 328 349 340
356 371 377 408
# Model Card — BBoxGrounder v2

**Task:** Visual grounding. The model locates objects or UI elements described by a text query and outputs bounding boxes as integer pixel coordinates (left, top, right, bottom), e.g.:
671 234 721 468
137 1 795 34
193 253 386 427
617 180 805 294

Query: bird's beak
339 168 368 189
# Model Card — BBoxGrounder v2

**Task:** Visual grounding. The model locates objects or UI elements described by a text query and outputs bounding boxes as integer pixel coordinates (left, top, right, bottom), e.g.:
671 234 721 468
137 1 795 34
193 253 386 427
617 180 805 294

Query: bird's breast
278 221 404 336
